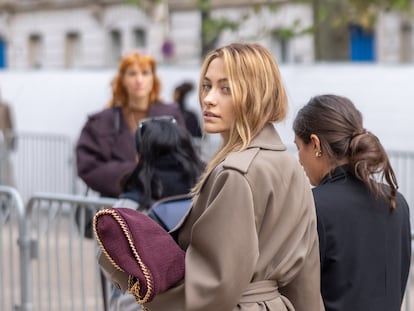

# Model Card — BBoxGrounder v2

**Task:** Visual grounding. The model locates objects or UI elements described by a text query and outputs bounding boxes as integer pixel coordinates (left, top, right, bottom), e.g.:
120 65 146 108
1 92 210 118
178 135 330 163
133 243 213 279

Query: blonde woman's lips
204 111 219 118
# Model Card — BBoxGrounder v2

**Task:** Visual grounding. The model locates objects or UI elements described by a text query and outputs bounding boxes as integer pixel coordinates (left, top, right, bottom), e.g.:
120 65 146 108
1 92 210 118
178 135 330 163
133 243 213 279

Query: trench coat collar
170 123 287 233
247 123 286 151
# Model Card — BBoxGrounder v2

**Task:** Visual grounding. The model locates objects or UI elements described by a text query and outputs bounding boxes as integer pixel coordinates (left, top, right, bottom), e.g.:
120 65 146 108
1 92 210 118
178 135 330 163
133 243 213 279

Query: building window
109 30 122 66
349 24 375 62
0 37 6 69
28 34 43 68
133 28 146 49
65 32 81 68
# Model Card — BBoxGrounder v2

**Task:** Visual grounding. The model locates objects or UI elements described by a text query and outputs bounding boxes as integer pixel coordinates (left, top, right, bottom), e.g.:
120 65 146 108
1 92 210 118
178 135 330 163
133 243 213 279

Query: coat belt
239 280 280 303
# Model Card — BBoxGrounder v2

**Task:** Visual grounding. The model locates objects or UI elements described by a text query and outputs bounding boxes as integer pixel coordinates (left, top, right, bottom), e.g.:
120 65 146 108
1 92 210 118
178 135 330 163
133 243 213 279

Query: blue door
0 38 6 68
349 24 375 61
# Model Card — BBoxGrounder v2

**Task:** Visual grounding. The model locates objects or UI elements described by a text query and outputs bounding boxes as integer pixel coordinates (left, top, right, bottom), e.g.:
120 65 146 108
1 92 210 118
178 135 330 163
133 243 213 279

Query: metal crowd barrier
1 188 117 311
0 185 25 311
1 143 414 310
388 149 414 311
389 150 414 225
11 132 76 203
1 189 414 311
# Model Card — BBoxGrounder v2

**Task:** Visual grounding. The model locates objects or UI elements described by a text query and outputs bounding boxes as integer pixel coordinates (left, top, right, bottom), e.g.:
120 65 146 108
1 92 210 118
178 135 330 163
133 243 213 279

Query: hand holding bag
93 207 185 304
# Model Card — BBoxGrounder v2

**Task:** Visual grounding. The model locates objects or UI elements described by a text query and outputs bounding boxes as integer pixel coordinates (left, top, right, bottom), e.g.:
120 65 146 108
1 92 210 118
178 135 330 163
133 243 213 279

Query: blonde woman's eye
202 84 211 91
222 87 231 94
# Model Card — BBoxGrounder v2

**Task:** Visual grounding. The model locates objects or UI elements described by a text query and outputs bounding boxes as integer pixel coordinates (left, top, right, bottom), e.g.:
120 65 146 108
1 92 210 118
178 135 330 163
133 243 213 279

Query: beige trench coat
145 124 324 311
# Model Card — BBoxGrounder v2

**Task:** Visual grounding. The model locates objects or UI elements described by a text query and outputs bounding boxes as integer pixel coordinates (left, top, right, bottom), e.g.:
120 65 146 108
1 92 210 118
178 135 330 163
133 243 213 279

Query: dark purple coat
76 102 184 197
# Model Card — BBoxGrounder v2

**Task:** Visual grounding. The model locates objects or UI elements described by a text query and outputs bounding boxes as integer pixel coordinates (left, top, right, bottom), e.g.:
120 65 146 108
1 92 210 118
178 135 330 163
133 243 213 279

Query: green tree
129 0 412 61
197 0 240 56
127 0 284 57
198 0 413 60
297 0 413 60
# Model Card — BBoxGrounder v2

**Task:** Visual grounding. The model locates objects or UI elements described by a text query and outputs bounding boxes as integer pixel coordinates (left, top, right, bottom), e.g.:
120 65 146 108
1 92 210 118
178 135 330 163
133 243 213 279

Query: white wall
0 63 413 152
0 66 201 142
279 63 414 152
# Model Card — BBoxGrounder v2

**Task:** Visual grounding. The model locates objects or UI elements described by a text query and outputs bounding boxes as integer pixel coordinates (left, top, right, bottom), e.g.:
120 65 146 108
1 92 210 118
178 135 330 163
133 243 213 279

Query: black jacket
313 165 411 311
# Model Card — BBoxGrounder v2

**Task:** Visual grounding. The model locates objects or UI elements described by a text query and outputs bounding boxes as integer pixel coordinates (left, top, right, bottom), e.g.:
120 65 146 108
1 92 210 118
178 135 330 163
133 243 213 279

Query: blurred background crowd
0 0 413 201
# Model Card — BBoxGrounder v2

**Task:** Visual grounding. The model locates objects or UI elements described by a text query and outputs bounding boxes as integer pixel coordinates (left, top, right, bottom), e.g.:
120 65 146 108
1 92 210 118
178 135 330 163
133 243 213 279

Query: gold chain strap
93 208 154 304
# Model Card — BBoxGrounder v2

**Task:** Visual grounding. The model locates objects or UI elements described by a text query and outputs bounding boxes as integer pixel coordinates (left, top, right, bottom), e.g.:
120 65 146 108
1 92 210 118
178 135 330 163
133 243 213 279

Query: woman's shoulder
222 145 297 176
84 106 121 131
221 148 261 174
394 189 410 212
88 106 119 121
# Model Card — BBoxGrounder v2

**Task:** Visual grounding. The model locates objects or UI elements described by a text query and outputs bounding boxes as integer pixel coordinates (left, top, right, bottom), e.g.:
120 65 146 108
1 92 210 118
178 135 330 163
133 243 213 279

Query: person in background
144 43 324 311
0 89 17 187
76 51 184 198
76 51 184 311
293 94 411 311
109 116 204 311
173 81 202 138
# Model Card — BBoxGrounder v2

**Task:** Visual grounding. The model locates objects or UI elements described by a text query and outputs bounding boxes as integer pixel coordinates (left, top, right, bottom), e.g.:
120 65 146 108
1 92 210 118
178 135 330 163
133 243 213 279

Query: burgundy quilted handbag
93 207 185 304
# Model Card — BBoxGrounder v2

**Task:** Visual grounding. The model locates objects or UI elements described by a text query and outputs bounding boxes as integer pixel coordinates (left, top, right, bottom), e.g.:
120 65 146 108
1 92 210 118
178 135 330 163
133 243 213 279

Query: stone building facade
0 0 412 69
0 0 314 68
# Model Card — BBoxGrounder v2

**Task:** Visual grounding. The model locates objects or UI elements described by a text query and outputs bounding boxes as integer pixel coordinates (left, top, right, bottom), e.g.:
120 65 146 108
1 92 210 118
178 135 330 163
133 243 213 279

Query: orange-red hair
107 52 162 108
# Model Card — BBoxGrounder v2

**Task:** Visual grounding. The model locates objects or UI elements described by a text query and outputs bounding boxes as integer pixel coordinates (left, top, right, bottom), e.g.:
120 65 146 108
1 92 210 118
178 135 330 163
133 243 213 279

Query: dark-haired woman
173 81 202 138
116 116 204 211
110 116 204 311
293 94 411 311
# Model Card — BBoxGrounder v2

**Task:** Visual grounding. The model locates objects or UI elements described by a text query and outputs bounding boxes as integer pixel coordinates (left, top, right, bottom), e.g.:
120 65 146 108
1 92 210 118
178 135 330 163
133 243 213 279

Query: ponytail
349 130 398 209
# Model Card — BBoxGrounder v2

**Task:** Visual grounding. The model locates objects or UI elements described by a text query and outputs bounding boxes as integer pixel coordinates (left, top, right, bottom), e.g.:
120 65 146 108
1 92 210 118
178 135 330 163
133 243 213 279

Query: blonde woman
76 52 184 198
144 43 324 311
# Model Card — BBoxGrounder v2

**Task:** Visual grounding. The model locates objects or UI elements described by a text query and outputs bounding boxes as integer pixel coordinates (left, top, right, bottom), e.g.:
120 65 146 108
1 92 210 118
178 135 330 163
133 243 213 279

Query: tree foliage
197 0 241 56
294 0 412 30
128 0 413 59
126 0 163 6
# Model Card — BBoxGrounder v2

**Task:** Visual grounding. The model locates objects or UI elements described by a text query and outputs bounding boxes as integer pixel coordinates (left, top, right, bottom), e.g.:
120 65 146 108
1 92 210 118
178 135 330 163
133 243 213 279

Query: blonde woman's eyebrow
218 78 229 84
203 77 228 84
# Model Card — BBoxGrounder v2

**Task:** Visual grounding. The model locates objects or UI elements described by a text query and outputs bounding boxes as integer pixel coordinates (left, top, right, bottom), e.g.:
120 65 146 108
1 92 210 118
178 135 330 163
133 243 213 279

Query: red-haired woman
76 52 184 198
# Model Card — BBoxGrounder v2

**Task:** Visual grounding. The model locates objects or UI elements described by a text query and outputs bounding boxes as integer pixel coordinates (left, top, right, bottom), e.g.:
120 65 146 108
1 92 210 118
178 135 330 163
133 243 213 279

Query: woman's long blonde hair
107 52 162 108
193 43 288 193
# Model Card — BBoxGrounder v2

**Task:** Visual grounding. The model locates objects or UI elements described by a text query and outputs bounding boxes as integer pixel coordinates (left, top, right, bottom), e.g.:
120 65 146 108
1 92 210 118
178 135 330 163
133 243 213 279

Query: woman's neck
123 99 150 133
127 97 150 113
